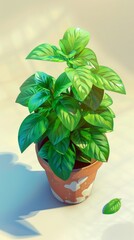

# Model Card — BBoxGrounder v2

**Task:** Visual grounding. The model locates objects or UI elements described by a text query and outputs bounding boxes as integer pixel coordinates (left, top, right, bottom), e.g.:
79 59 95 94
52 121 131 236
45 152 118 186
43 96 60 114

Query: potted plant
16 27 126 204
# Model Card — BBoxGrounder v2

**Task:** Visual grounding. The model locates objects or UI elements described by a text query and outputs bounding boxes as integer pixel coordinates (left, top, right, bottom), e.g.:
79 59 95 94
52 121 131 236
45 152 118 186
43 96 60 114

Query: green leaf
20 74 36 91
100 93 113 107
17 71 54 109
108 107 115 118
71 129 109 162
89 125 112 134
20 72 54 92
86 131 110 161
71 130 89 149
66 67 92 101
59 27 90 55
102 198 122 214
47 116 70 145
83 108 114 130
36 101 52 115
68 50 77 58
34 71 54 89
77 152 91 163
28 89 50 113
56 96 81 131
18 113 48 152
38 141 51 160
34 132 48 144
69 48 99 68
16 87 39 106
54 72 72 97
91 66 126 94
75 118 87 129
84 85 104 110
54 137 70 154
26 43 65 62
48 147 75 180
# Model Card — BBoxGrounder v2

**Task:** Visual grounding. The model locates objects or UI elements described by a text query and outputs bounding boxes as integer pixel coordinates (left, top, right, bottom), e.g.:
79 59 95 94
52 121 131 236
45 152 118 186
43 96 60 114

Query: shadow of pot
35 144 102 204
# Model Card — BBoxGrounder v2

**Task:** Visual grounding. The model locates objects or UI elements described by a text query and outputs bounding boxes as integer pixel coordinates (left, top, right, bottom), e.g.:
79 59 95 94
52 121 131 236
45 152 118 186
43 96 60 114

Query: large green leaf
55 96 81 131
69 48 99 68
38 137 70 159
71 130 89 149
59 27 90 55
38 141 51 160
91 66 126 94
84 85 104 110
20 72 54 91
77 151 91 163
100 93 113 107
18 113 48 152
89 125 112 134
83 108 114 130
54 72 72 97
33 132 48 144
66 67 92 101
102 198 121 214
54 137 70 154
17 71 54 108
34 71 54 89
48 147 75 180
47 116 70 145
20 74 36 91
28 89 50 113
26 43 65 62
71 129 109 162
85 130 110 161
16 87 39 106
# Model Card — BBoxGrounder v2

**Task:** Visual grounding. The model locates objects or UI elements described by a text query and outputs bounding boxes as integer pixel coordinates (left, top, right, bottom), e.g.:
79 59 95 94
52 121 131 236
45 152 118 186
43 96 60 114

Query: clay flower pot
36 145 102 204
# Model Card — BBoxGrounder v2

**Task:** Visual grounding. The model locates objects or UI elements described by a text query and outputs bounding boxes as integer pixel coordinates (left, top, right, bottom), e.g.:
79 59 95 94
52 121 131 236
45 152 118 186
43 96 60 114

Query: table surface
0 0 134 239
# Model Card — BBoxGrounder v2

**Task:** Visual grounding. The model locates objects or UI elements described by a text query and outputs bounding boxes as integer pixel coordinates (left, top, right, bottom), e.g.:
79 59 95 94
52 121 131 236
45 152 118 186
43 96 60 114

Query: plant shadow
0 152 66 238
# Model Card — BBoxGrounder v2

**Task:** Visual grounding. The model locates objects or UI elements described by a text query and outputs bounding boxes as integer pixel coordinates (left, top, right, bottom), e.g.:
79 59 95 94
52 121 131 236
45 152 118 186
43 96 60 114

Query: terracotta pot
35 145 102 204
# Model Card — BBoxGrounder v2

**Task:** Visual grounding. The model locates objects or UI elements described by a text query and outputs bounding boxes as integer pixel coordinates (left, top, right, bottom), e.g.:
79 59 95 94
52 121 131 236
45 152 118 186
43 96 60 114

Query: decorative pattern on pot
48 173 95 204
64 177 88 192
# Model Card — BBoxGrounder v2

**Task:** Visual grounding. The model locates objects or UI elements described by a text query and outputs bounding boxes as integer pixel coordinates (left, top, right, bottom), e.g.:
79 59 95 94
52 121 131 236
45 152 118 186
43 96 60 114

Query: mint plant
16 27 126 180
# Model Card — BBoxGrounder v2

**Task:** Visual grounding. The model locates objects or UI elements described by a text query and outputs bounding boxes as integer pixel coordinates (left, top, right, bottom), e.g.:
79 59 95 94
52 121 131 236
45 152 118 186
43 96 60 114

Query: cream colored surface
0 0 134 239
